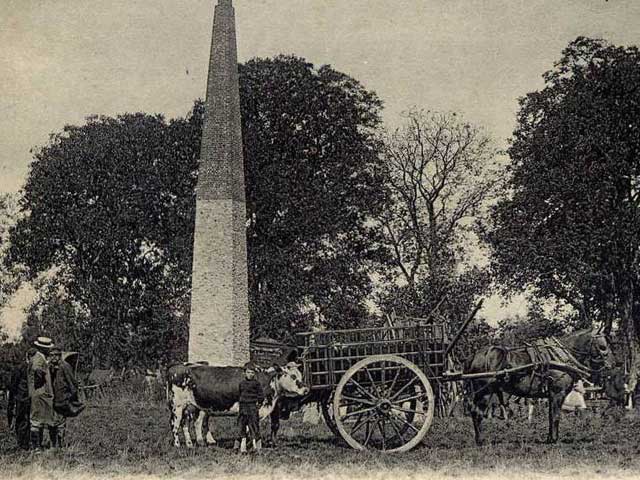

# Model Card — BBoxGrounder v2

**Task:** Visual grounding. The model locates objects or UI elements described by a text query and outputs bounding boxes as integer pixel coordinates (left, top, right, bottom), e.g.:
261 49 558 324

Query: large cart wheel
333 355 435 453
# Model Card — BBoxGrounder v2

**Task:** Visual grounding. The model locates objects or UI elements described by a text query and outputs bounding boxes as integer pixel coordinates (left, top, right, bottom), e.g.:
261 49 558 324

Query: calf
167 362 308 448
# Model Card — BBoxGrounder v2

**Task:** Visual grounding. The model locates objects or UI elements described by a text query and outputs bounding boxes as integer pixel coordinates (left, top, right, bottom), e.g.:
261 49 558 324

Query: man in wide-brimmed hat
27 336 56 450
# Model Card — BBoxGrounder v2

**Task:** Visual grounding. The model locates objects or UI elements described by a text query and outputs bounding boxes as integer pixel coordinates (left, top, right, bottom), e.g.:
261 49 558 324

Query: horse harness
477 337 596 397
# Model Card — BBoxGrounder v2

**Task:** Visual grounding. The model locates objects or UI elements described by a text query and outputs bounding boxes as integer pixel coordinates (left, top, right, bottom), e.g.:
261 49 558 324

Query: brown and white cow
166 362 308 448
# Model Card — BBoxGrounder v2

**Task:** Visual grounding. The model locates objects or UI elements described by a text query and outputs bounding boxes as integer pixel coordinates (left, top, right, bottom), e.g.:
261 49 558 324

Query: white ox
166 362 309 447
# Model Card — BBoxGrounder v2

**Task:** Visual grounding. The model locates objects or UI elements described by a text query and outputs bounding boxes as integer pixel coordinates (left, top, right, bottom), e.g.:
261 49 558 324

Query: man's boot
49 427 60 448
30 429 42 452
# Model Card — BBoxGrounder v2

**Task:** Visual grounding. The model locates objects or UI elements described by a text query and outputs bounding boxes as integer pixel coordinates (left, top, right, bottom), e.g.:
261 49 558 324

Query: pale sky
2 0 640 331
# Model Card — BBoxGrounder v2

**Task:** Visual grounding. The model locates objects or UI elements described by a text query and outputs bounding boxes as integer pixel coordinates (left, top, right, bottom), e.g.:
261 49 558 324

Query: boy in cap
237 362 264 453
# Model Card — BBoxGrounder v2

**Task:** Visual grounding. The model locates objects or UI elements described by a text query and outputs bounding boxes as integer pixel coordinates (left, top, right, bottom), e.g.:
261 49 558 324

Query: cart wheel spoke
365 366 383 398
378 418 387 451
388 368 401 397
342 406 377 419
348 377 378 402
350 411 375 436
390 376 419 401
390 404 424 415
340 395 375 406
392 392 427 405
389 411 420 434
385 412 406 443
363 415 375 447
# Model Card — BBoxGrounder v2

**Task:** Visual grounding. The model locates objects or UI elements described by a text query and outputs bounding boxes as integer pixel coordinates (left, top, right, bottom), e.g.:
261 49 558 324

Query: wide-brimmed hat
34 337 54 349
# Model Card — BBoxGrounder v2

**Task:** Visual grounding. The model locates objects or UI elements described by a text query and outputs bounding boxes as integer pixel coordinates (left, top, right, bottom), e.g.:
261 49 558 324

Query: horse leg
546 395 553 443
471 390 489 446
552 394 564 442
546 392 563 443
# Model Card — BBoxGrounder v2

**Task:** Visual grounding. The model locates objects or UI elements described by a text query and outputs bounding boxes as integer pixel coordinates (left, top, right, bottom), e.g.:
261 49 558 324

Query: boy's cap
243 362 256 370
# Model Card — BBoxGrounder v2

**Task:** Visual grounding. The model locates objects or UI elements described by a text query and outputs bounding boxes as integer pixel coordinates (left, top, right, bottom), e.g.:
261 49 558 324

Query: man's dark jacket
7 362 30 449
52 360 84 417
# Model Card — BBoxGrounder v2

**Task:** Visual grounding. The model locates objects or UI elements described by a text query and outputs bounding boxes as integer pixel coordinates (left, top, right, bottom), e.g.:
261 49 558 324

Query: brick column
188 0 250 366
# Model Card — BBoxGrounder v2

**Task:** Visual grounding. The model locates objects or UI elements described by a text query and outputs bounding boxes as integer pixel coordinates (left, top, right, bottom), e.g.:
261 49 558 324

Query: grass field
1 390 640 480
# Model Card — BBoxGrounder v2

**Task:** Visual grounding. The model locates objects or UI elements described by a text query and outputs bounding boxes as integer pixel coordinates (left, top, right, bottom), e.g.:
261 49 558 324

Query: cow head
268 362 309 398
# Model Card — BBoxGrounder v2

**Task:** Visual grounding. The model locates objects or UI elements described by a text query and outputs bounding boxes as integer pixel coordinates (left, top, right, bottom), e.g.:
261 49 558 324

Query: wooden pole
444 299 484 359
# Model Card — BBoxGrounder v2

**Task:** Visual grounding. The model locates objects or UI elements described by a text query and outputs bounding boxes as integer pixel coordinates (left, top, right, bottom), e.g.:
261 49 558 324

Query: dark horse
465 328 614 445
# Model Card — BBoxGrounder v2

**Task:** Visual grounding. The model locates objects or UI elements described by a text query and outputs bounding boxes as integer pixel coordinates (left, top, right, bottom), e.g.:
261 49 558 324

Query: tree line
1 38 639 377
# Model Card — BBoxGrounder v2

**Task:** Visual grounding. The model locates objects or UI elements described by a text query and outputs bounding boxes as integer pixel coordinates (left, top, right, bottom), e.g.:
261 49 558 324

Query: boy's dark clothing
239 378 265 405
7 362 30 450
238 378 264 442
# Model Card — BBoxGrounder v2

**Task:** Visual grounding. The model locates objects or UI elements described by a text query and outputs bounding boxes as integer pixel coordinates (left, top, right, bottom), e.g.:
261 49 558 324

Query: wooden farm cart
295 324 449 452
295 303 482 453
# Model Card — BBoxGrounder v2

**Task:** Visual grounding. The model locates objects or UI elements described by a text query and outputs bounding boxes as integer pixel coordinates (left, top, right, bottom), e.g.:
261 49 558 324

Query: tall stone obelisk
188 0 250 366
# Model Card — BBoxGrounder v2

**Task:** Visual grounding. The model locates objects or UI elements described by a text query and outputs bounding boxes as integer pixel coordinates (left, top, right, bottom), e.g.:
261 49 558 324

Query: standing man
50 347 84 418
7 349 34 450
49 347 84 448
237 362 264 453
27 337 55 451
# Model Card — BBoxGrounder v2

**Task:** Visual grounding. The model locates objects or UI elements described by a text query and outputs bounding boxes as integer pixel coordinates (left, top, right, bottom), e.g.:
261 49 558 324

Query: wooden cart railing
296 324 450 390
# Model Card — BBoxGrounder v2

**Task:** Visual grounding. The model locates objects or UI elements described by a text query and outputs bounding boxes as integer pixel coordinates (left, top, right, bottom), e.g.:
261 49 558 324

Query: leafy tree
376 110 500 328
0 193 22 310
7 55 386 364
241 55 386 338
495 303 570 346
8 110 200 366
485 37 640 385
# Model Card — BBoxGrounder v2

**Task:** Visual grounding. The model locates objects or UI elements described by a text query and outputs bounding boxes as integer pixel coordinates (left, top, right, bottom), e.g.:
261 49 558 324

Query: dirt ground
1 392 640 480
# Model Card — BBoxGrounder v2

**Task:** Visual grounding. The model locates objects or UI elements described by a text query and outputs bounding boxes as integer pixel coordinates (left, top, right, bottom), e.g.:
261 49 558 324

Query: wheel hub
377 399 392 414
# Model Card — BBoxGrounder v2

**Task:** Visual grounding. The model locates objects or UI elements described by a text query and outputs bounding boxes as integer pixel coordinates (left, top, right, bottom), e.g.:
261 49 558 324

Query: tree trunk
623 287 640 411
